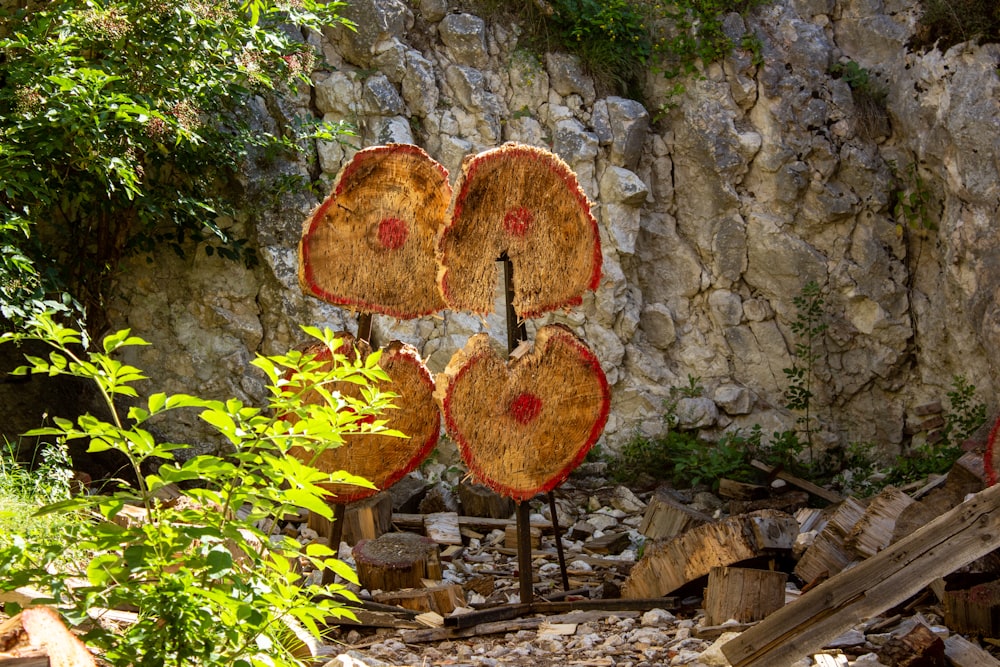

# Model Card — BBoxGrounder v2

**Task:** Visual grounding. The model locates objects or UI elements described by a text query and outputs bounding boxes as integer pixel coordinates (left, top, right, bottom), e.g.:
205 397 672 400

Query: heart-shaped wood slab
435 324 610 500
299 144 451 319
437 143 602 318
289 334 439 504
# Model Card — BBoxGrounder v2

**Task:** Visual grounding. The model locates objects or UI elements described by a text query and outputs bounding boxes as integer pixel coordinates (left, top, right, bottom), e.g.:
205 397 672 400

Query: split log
893 452 987 544
504 524 541 550
0 607 96 667
436 143 601 318
845 487 914 559
584 532 630 555
373 583 467 615
353 532 443 592
622 510 798 599
298 144 450 318
877 623 946 667
434 326 610 500
942 576 1000 637
704 566 788 626
308 491 393 545
794 497 867 585
639 486 714 541
458 482 515 519
721 482 1000 667
730 491 811 515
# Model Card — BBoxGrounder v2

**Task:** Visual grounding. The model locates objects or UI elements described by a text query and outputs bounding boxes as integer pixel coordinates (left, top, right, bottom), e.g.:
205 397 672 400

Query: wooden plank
721 482 1000 667
943 634 1000 666
424 512 463 546
750 460 842 504
393 512 553 533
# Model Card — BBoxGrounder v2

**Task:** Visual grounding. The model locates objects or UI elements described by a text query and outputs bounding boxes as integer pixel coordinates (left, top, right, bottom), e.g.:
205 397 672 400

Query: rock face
73 1 999 457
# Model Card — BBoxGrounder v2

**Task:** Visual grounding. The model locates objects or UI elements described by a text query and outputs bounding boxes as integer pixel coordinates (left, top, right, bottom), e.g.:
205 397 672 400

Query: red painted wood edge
442 328 610 501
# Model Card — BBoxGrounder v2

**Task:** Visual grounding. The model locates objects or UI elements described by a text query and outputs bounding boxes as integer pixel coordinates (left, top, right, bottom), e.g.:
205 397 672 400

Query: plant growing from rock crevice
783 281 828 463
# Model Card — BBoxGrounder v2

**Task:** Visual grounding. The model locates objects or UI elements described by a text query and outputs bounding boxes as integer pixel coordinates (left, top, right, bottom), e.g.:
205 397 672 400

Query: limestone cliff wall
102 0 1000 459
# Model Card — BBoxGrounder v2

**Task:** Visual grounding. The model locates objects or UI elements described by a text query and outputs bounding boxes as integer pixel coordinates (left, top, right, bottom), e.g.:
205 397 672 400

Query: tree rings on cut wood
298 144 451 318
353 532 443 592
437 143 601 318
435 324 610 501
289 334 439 504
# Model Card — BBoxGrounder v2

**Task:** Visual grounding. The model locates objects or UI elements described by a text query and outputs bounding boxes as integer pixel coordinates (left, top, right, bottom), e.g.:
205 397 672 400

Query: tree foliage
0 0 352 332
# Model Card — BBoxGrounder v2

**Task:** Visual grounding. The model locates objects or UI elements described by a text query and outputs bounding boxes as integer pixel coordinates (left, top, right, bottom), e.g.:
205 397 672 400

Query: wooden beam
392 512 553 534
722 482 1000 667
750 460 842 504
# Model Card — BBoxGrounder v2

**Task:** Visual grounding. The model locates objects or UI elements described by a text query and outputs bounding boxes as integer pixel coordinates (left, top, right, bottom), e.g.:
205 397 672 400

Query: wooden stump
458 482 515 519
307 491 393 546
353 532 443 592
705 566 787 625
943 576 1000 637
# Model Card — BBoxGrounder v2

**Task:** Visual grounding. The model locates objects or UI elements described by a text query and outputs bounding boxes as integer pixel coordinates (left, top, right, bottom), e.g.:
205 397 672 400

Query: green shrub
0 0 353 332
0 311 398 666
912 0 1000 51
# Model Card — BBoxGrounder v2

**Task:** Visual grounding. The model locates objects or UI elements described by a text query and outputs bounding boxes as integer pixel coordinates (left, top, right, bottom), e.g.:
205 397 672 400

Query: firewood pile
270 447 1000 667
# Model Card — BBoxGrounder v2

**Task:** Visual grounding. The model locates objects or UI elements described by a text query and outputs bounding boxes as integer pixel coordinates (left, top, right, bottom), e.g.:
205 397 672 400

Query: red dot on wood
503 206 533 237
508 392 543 424
377 217 409 249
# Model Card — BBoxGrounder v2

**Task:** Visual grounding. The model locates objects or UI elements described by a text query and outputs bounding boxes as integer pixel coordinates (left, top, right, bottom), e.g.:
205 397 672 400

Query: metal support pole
548 491 570 591
357 312 374 345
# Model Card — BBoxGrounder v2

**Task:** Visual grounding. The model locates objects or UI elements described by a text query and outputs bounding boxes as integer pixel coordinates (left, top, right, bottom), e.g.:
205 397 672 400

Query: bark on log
353 532 443 592
373 583 467 615
458 482 515 519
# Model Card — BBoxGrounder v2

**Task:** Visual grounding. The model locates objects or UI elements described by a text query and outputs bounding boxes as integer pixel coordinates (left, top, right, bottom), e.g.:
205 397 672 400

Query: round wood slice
437 143 602 318
298 144 451 318
289 334 439 504
435 324 610 501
